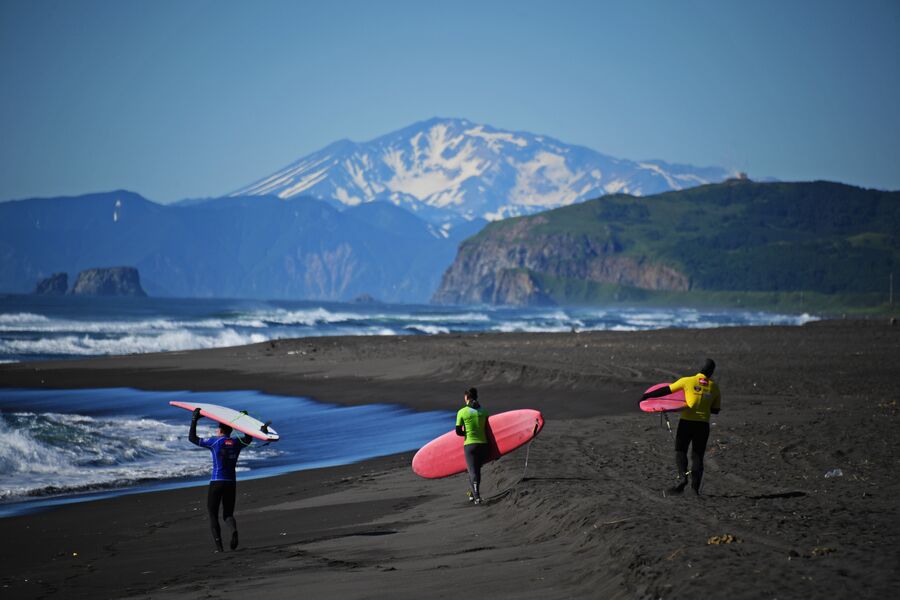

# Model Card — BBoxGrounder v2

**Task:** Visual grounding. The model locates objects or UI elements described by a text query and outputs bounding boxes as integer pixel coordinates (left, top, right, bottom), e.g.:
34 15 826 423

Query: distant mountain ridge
433 180 900 308
0 191 479 302
231 117 734 226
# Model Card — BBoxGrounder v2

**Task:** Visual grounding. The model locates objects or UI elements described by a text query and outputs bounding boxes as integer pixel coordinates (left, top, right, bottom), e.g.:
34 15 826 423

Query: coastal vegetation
434 180 899 314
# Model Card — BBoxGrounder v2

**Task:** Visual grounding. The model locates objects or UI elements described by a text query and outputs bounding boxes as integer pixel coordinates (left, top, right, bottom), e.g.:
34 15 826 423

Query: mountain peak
231 119 732 224
409 116 474 131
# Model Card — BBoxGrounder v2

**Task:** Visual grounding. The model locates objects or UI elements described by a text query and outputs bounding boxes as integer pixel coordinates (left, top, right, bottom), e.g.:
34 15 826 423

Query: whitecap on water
0 329 269 357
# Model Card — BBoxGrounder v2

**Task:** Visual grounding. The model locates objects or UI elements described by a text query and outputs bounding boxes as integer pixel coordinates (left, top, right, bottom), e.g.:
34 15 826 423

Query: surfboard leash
484 417 540 503
656 413 691 485
660 412 675 440
514 417 540 484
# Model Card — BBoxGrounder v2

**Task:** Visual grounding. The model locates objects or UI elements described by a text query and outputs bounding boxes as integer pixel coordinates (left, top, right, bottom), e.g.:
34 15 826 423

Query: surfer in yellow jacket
641 358 721 495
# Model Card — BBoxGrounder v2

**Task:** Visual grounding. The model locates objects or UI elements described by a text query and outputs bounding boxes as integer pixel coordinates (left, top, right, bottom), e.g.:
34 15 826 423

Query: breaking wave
0 410 279 502
0 329 269 357
0 387 451 515
0 298 818 363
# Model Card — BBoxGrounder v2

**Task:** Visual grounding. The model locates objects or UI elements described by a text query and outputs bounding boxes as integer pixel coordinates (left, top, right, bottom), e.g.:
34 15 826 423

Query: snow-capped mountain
231 117 734 226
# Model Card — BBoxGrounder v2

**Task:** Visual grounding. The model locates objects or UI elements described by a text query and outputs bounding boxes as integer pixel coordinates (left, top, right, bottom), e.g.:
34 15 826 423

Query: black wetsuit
189 418 252 551
463 443 489 490
674 419 710 492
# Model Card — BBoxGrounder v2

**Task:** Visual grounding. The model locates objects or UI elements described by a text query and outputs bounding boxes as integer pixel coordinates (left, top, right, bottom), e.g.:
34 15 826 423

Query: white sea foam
389 312 491 323
273 325 400 338
354 327 399 336
0 312 52 325
0 303 820 363
0 316 270 334
621 311 681 327
0 413 193 500
743 311 819 326
0 411 280 502
0 329 268 357
491 321 574 334
254 307 363 326
404 324 450 335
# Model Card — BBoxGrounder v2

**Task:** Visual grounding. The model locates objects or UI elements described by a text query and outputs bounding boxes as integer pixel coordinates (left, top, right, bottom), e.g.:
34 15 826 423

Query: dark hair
465 387 478 401
218 424 233 436
700 358 716 377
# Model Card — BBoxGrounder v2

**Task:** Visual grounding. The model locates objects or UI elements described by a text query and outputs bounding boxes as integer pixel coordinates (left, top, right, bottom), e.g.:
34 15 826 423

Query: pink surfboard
412 409 544 479
639 383 687 413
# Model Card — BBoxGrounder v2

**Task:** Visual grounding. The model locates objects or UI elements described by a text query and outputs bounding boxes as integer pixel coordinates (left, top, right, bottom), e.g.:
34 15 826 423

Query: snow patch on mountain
464 125 529 150
232 118 734 224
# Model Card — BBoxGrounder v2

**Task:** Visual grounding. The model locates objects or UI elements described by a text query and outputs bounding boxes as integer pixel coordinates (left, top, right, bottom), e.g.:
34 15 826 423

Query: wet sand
1 320 899 599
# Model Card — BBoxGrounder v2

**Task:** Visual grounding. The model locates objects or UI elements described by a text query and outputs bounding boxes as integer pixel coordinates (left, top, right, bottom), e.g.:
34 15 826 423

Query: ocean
0 387 452 517
0 295 818 364
0 295 817 516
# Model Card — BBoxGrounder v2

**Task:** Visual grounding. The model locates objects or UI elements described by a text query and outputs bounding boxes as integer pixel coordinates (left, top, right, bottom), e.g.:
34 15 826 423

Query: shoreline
1 321 899 599
0 448 434 521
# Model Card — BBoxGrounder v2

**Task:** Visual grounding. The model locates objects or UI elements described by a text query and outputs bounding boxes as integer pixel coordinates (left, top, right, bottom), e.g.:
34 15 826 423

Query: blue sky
1 0 898 203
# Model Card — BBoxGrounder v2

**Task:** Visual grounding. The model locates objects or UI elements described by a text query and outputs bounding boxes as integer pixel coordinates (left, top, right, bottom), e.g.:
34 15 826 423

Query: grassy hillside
466 179 899 312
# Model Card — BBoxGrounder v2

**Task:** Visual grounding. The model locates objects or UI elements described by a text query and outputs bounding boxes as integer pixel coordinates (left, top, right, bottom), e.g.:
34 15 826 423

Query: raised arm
242 420 271 446
188 408 202 446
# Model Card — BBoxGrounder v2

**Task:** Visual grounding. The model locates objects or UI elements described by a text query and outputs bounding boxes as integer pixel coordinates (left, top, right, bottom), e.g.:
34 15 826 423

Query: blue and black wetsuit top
189 420 252 482
198 436 249 481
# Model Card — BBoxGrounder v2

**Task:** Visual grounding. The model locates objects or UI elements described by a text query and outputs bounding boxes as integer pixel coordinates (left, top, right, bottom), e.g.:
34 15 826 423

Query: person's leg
464 444 479 501
668 419 691 495
689 422 711 494
471 444 487 503
463 444 490 503
207 482 225 552
221 481 239 550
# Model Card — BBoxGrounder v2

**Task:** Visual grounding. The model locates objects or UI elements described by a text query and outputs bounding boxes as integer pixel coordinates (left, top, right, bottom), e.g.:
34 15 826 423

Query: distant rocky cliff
433 180 900 308
433 216 688 306
70 267 147 297
34 273 69 295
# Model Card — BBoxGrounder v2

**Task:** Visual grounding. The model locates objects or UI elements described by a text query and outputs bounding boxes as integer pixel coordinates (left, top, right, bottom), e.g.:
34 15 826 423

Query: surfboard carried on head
412 409 544 479
639 383 687 413
170 401 280 442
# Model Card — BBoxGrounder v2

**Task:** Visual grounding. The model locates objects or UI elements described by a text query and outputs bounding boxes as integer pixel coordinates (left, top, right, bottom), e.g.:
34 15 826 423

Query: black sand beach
1 320 899 599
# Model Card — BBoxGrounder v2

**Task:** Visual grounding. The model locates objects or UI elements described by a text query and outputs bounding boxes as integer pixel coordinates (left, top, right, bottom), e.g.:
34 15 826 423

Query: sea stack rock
70 267 147 297
352 293 382 304
34 273 69 295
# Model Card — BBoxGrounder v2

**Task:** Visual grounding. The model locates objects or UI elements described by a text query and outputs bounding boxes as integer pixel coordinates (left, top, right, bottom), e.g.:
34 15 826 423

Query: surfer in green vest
641 359 721 496
456 387 489 504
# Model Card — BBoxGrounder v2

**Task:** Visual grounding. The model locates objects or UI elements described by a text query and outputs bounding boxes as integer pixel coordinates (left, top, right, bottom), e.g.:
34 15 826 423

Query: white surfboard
170 401 280 442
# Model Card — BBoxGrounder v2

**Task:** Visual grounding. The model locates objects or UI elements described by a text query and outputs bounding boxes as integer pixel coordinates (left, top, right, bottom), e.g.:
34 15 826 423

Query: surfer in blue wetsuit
641 359 721 496
456 387 489 505
189 408 268 552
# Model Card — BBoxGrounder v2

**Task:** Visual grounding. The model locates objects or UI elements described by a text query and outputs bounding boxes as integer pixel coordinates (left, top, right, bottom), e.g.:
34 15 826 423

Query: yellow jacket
670 373 721 422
